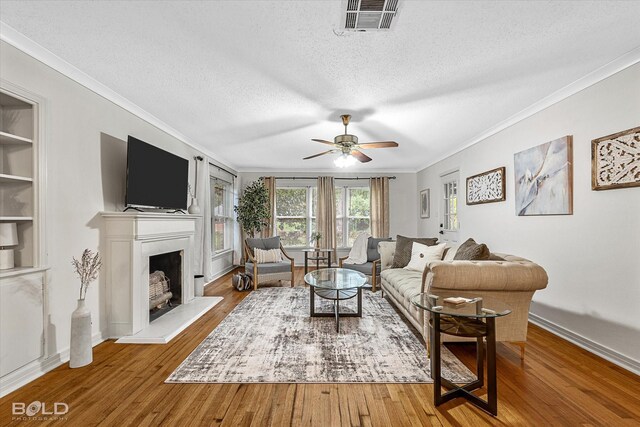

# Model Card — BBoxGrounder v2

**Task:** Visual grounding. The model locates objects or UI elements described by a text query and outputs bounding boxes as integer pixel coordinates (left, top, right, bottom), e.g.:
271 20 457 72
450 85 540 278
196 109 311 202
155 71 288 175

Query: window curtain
316 176 336 250
232 176 242 265
370 177 390 238
262 176 276 237
194 157 213 281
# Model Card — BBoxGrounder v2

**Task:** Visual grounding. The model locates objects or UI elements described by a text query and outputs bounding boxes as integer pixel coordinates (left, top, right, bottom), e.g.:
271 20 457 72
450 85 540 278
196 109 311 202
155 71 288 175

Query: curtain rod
207 160 237 178
268 176 396 181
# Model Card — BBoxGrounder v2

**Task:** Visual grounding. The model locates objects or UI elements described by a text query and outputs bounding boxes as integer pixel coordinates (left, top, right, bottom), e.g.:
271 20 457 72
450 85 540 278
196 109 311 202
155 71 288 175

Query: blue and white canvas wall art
514 136 573 216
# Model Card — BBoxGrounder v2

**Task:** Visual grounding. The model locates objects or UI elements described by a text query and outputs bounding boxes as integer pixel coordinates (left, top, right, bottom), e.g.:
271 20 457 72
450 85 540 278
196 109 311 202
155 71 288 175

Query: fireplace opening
149 250 183 322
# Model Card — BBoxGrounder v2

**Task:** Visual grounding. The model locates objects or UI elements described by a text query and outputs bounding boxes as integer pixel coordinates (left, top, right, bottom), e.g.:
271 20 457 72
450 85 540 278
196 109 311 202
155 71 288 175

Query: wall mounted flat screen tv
125 136 189 210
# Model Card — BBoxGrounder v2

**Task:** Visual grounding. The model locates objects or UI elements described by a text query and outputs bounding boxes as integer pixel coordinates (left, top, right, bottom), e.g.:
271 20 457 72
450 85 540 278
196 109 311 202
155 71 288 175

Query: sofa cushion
341 262 380 276
367 237 392 262
443 245 458 261
392 235 439 268
453 238 490 261
381 268 423 305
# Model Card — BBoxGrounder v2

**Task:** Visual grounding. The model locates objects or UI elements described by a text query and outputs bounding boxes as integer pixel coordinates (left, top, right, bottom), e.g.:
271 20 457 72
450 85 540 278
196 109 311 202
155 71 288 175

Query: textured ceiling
1 1 640 172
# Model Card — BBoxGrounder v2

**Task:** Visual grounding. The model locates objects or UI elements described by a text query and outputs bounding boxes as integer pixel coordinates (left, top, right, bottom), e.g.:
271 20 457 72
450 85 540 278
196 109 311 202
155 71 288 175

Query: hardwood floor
2 267 639 426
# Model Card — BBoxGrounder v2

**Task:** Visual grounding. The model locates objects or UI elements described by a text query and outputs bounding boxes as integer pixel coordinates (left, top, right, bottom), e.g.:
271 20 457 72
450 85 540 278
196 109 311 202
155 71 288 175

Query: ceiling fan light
334 153 357 168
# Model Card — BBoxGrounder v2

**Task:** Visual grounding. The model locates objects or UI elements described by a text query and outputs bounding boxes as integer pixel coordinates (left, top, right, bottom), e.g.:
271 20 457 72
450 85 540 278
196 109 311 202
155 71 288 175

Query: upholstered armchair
244 236 295 291
339 237 391 292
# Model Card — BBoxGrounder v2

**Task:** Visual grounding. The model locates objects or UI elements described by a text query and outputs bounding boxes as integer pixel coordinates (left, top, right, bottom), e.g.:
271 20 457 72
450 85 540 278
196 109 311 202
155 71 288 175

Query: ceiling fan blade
311 138 335 145
303 150 334 160
351 150 372 163
358 141 399 148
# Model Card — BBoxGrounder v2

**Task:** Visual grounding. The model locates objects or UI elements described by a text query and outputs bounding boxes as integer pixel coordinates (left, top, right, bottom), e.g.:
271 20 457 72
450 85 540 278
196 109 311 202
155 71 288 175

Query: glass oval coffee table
304 268 367 332
411 293 511 416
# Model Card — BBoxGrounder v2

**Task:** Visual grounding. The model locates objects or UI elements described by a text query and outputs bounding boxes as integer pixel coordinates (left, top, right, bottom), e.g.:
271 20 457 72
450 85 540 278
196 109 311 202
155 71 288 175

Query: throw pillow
453 238 490 261
254 248 282 263
392 235 439 268
404 242 447 272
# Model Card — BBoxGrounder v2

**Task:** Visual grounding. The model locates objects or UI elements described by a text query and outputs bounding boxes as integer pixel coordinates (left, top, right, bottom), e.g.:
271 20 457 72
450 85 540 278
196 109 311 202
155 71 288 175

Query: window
336 186 370 247
275 187 311 247
275 184 371 248
443 180 458 231
211 177 233 253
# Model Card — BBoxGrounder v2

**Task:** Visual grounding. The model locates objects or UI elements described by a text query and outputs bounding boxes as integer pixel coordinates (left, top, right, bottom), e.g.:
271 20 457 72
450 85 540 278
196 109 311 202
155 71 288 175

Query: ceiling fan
304 115 399 167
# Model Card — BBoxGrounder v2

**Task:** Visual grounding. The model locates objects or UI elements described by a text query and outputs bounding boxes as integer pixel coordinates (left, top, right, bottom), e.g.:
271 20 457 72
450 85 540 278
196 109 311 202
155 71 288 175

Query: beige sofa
378 241 548 358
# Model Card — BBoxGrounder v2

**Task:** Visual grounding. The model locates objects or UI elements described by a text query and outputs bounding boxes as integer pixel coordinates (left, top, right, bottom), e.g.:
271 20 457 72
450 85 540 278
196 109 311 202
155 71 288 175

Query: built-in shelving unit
0 84 47 393
0 90 37 272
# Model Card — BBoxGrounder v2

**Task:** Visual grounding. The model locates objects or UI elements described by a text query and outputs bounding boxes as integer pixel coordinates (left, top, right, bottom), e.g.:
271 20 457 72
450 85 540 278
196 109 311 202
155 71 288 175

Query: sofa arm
378 241 396 271
423 260 548 292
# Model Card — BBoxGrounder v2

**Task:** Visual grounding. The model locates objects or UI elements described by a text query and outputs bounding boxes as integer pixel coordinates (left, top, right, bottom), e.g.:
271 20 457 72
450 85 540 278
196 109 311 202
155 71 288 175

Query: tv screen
125 136 189 210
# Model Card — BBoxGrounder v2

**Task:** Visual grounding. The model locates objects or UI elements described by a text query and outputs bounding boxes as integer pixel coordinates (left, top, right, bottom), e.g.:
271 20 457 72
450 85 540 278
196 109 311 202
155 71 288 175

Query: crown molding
419 45 640 172
236 167 413 174
0 22 235 170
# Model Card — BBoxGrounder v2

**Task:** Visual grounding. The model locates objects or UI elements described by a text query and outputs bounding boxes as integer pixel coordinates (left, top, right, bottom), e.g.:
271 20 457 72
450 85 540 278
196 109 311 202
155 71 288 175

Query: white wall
239 171 418 265
416 64 640 366
0 41 236 369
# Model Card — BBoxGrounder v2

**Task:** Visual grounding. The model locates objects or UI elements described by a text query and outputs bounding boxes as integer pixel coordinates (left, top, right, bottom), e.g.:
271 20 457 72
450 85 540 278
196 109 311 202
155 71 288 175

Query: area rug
166 287 474 383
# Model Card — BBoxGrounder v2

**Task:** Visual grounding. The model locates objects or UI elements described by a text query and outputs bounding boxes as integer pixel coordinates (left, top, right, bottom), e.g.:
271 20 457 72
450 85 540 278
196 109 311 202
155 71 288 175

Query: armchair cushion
246 236 281 254
254 248 282 263
245 261 291 275
367 237 392 262
341 261 380 276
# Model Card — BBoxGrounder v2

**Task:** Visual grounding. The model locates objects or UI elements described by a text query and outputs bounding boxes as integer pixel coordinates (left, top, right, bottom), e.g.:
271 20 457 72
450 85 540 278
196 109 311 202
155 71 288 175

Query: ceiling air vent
342 0 400 31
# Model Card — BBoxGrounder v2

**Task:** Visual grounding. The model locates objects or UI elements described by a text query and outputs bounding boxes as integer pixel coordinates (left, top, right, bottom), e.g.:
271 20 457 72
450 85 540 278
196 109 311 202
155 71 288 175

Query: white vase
188 198 201 214
70 299 92 368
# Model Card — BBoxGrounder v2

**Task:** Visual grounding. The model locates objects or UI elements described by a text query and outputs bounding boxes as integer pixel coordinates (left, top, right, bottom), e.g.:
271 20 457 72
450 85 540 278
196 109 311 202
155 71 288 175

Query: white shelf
0 266 48 279
0 131 32 145
0 216 33 221
0 173 33 183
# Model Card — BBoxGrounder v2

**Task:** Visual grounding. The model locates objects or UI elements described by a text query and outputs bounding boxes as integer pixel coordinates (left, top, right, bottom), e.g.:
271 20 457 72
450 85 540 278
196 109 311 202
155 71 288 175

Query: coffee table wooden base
310 287 362 332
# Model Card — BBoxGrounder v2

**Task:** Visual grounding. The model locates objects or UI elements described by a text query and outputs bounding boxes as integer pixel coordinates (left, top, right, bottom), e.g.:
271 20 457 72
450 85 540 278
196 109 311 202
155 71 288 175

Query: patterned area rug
166 287 474 383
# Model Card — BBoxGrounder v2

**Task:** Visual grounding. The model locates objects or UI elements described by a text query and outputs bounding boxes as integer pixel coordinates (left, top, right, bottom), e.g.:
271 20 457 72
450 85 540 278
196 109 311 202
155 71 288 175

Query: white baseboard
528 313 640 376
0 332 106 398
207 265 237 284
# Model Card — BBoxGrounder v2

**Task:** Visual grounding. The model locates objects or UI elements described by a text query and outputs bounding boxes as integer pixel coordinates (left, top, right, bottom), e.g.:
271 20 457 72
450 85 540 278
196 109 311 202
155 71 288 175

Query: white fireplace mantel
101 212 199 340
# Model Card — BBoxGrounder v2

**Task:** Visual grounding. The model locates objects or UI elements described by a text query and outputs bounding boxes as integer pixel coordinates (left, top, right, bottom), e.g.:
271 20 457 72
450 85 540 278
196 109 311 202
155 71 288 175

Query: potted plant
311 232 322 249
70 249 101 368
234 179 271 238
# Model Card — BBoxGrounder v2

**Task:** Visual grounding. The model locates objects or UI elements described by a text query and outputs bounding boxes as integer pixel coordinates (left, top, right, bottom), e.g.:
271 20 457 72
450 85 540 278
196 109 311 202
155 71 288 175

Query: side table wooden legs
430 314 499 416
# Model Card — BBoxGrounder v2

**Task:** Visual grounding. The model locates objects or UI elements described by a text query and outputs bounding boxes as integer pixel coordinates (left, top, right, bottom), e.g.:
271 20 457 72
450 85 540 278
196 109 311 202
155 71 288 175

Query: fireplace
149 250 183 322
101 212 196 339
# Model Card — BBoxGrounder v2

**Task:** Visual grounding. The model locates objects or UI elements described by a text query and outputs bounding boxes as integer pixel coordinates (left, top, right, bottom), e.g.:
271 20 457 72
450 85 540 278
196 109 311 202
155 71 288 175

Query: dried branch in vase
71 249 102 300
